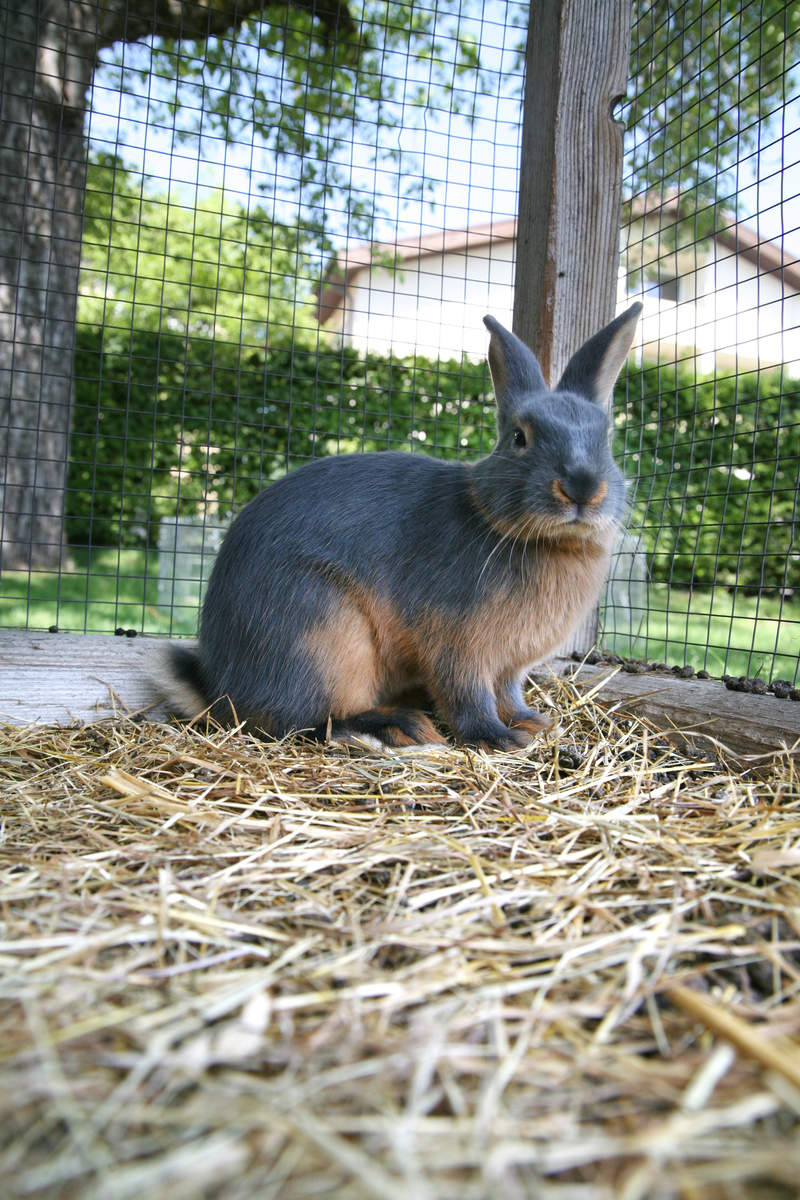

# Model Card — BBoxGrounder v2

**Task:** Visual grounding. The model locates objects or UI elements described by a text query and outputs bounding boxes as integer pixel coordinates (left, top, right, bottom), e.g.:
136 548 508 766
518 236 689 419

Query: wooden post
513 0 634 653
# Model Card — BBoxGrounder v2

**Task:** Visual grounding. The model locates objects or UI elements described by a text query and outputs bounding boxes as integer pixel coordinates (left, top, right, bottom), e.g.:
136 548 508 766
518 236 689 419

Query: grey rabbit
163 302 641 749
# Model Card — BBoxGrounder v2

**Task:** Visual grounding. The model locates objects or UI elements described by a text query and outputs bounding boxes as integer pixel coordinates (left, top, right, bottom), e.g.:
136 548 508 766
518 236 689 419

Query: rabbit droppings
163 304 642 750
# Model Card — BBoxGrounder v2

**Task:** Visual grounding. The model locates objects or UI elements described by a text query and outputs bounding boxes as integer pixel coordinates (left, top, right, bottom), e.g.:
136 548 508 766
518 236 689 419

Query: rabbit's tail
156 642 211 718
326 706 446 748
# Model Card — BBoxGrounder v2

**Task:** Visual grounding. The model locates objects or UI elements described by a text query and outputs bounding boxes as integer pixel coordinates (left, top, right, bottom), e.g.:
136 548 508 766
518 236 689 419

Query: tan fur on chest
304 539 611 719
434 538 612 683
513 541 611 664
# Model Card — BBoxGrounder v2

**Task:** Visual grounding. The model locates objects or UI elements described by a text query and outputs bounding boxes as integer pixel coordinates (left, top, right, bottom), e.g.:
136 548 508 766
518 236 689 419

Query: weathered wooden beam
2 631 799 762
0 630 169 725
513 0 634 658
513 0 633 381
535 658 800 762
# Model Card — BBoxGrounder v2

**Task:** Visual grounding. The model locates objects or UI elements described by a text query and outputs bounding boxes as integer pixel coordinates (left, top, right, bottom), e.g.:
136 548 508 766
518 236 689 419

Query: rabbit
162 302 641 750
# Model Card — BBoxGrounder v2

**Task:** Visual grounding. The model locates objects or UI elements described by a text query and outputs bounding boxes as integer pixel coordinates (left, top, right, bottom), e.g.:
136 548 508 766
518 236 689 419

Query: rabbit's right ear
555 302 643 406
483 315 548 412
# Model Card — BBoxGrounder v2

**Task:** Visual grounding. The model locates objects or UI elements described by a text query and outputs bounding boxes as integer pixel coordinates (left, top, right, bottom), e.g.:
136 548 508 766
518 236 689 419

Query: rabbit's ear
483 315 548 409
555 302 643 405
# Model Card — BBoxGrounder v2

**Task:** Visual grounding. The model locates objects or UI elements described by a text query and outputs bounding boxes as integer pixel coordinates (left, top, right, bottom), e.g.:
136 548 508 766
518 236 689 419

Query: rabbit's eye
512 428 527 449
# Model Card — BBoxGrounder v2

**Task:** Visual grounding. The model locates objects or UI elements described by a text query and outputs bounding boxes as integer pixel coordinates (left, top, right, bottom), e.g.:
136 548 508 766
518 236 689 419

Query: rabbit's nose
552 471 608 507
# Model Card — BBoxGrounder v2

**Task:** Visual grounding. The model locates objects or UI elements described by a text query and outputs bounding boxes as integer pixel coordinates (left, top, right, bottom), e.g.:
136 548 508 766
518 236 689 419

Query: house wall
327 228 799 375
696 248 799 374
332 241 516 360
632 245 800 375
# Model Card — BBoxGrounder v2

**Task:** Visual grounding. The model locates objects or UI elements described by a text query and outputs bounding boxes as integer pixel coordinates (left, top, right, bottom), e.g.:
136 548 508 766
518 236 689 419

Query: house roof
715 219 800 290
633 194 800 291
316 218 517 325
316 210 800 325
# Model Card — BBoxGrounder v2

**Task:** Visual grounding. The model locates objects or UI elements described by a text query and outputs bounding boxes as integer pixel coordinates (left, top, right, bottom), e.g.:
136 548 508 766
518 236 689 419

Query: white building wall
622 244 799 376
695 251 800 374
329 230 799 375
337 242 516 359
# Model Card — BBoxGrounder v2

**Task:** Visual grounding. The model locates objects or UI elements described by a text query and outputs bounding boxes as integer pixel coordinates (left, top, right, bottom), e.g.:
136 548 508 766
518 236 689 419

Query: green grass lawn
0 547 201 637
2 549 798 683
600 583 800 682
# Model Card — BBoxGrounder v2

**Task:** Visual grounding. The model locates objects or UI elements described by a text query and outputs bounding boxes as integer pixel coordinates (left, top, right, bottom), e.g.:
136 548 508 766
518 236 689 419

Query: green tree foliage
80 155 319 347
620 0 799 292
624 0 797 210
96 1 491 249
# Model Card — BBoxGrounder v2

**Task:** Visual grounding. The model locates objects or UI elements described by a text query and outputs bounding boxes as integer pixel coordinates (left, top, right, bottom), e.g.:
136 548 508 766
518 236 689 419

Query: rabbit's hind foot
327 706 447 749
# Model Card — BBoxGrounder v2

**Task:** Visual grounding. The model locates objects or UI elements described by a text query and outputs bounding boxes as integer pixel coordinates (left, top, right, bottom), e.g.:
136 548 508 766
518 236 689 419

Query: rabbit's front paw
458 719 535 752
507 708 554 737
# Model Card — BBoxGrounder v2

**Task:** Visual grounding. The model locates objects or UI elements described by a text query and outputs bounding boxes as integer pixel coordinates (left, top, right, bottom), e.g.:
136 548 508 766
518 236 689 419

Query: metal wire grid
1 0 798 686
0 1 523 636
602 0 800 682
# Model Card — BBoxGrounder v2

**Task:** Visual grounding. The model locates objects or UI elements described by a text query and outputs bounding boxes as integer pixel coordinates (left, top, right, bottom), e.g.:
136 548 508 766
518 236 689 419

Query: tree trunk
0 0 356 572
0 1 101 569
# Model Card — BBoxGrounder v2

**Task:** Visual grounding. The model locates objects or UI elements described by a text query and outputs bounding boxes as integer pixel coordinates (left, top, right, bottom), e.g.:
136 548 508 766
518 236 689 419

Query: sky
727 94 799 256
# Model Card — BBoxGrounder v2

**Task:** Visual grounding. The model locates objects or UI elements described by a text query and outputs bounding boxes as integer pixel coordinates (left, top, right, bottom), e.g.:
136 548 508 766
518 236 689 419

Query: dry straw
2 673 800 1198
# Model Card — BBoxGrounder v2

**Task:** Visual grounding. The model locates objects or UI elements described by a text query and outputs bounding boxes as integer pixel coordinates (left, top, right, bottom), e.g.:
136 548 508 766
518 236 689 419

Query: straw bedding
2 674 800 1199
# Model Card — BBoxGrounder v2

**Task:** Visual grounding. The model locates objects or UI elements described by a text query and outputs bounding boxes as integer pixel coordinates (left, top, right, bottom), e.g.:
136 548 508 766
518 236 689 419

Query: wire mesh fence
0 0 798 685
1 0 522 637
602 0 800 683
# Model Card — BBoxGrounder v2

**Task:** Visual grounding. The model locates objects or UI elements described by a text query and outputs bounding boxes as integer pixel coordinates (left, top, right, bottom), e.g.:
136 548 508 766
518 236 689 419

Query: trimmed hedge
617 361 799 592
68 326 496 549
67 326 799 592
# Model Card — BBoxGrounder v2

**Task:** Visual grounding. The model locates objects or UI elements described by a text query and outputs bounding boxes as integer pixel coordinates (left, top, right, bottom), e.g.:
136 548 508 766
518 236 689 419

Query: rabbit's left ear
556 302 642 406
483 314 548 411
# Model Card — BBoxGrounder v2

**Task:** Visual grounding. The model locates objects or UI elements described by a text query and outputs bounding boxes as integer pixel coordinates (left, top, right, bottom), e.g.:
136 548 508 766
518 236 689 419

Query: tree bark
0 0 354 570
0 2 98 568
